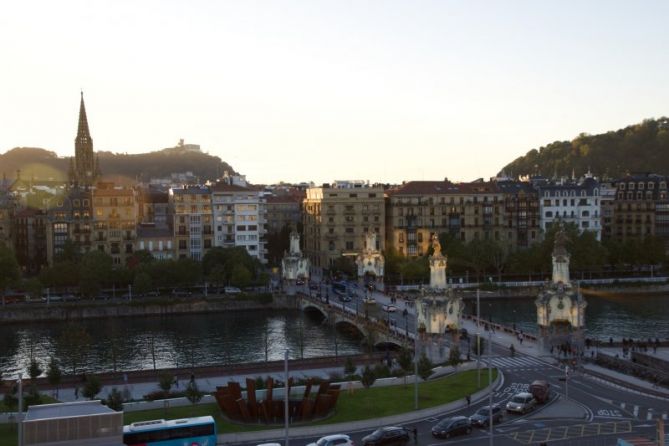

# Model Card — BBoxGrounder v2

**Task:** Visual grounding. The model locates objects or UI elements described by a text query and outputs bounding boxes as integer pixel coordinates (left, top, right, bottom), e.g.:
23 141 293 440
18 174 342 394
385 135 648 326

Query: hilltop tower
69 92 100 187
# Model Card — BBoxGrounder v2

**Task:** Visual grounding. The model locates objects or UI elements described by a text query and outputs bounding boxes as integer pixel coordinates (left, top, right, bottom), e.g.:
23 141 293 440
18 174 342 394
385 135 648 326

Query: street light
284 349 290 446
476 289 481 387
18 373 23 446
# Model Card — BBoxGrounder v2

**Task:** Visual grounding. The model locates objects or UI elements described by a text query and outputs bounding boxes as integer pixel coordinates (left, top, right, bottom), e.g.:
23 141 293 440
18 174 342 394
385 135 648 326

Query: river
2 294 669 378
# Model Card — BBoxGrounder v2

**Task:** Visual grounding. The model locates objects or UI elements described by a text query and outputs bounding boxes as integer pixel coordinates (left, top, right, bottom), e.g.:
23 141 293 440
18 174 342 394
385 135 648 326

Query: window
545 211 553 218
178 240 187 250
345 227 354 233
345 241 354 250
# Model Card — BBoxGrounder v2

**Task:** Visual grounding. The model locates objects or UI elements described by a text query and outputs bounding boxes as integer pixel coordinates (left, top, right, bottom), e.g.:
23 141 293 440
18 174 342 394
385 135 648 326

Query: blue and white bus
123 416 217 446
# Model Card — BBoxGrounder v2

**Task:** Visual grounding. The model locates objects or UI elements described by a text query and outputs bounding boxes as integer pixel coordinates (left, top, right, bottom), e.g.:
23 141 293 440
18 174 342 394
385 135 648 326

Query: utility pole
488 329 493 446
565 365 569 400
284 349 290 446
477 288 481 387
18 374 23 446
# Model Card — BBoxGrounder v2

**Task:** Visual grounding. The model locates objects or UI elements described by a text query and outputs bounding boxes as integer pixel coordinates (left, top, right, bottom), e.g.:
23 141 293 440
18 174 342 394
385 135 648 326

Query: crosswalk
609 399 669 422
485 355 550 370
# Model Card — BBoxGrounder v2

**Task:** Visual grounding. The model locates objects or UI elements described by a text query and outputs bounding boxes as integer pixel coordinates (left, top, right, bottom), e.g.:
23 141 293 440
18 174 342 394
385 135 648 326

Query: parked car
172 289 192 297
469 405 503 427
382 304 398 312
529 380 551 404
296 278 305 286
306 434 355 446
506 392 537 414
144 290 161 297
362 426 411 446
431 416 472 439
42 295 63 302
224 286 242 294
363 296 376 304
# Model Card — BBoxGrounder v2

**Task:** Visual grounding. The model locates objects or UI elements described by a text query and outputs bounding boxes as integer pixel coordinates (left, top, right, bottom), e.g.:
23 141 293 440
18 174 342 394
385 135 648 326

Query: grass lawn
0 369 498 445
124 368 497 434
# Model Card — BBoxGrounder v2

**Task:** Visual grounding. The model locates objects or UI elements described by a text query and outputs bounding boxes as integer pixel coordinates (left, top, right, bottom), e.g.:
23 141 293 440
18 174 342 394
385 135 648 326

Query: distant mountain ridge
0 146 236 183
500 117 669 179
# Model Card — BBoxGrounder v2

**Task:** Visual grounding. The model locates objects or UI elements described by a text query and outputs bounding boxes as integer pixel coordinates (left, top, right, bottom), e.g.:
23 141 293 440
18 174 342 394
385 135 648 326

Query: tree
158 372 174 416
360 365 376 389
57 324 92 374
448 346 461 368
185 380 204 409
82 375 102 400
54 239 81 264
471 336 486 356
105 388 124 411
229 264 252 288
46 357 62 398
397 348 414 385
343 357 356 377
3 383 18 412
0 242 20 305
79 251 113 298
126 250 154 270
417 353 434 381
27 358 43 383
133 271 153 295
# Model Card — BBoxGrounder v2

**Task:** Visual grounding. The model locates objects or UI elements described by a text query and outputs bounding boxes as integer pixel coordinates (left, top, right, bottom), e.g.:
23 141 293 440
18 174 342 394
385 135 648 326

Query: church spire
73 91 98 187
76 91 92 144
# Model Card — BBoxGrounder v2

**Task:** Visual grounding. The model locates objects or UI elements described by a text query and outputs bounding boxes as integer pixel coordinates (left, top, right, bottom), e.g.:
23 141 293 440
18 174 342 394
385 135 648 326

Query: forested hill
0 146 236 182
500 117 669 178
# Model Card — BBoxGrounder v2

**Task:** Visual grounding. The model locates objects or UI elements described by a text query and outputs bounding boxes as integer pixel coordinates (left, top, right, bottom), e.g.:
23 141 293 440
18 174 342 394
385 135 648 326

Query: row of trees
1 241 268 299
383 223 667 284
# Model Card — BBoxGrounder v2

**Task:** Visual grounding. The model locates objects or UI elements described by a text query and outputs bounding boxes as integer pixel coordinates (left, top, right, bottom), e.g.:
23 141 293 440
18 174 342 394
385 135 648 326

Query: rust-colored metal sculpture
214 378 340 424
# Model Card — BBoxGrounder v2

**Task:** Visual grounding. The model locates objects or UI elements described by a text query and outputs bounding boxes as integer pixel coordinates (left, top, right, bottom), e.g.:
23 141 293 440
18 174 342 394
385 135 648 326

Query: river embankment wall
0 294 300 324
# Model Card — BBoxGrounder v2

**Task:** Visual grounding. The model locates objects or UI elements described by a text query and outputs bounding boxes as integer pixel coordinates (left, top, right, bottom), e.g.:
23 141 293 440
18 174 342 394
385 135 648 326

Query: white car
306 434 354 446
224 286 242 294
382 304 398 312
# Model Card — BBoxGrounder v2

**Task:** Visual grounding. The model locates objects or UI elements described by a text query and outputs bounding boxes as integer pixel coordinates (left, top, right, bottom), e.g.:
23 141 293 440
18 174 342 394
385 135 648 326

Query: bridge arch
303 304 328 320
334 319 366 338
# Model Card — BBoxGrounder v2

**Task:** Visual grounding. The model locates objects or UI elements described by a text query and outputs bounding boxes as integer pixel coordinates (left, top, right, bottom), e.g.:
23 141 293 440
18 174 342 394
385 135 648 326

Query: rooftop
25 400 116 421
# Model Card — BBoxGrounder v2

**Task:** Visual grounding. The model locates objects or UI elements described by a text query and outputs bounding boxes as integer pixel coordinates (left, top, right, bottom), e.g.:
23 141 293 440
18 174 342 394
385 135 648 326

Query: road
270 278 667 445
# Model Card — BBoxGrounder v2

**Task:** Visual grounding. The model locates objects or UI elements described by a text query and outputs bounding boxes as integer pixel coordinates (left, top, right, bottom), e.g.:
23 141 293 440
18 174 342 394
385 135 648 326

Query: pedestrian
466 394 471 407
174 374 179 388
74 386 79 400
412 426 418 445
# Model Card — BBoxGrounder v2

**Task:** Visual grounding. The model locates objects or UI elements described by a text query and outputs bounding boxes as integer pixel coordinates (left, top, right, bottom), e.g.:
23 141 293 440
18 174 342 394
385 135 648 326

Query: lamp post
414 309 419 410
476 289 481 387
488 329 493 446
18 373 23 446
284 349 290 446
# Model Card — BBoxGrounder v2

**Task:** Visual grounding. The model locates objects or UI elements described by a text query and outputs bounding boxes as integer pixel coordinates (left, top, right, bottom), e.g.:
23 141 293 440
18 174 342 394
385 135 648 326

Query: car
296 278 305 286
172 289 192 297
306 434 354 446
362 426 411 446
144 290 161 297
62 294 79 301
431 416 472 439
382 304 398 312
309 282 320 290
469 404 503 427
506 392 537 414
224 286 242 294
363 296 376 304
338 294 352 302
42 295 63 302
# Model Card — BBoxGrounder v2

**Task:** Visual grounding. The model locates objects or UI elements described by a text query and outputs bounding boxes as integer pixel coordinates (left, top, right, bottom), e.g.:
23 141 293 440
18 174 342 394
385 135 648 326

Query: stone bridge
298 295 409 349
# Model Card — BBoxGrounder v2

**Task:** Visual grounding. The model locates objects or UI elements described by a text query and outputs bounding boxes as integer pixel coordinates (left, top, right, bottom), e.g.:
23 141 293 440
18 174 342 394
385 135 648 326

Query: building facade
13 208 47 273
137 224 174 260
92 183 137 265
536 176 602 240
170 185 213 261
610 174 668 243
211 181 267 263
46 188 93 264
386 180 513 257
303 181 385 269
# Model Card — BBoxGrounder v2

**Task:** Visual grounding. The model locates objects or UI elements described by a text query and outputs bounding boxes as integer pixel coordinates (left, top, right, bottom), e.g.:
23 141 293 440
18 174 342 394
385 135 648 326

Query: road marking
620 402 626 409
633 405 639 417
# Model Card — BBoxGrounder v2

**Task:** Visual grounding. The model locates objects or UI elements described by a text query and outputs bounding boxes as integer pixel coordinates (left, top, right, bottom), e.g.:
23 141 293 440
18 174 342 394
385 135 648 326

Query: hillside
500 117 669 178
0 146 236 183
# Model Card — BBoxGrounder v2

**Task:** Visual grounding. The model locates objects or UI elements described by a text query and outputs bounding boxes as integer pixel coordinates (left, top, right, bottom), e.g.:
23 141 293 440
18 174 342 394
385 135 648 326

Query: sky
1 1 668 185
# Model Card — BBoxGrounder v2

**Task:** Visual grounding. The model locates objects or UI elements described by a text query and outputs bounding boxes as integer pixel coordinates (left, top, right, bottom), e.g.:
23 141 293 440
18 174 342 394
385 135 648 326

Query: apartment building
46 187 93 264
535 176 602 240
496 180 541 248
266 190 304 233
13 207 47 273
386 180 512 257
303 181 385 268
92 183 137 265
0 189 14 247
611 174 668 243
170 185 213 260
136 224 174 260
211 181 267 263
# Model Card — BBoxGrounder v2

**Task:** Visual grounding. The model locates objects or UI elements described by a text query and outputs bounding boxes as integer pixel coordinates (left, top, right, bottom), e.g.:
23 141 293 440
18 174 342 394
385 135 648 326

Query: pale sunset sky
1 1 668 185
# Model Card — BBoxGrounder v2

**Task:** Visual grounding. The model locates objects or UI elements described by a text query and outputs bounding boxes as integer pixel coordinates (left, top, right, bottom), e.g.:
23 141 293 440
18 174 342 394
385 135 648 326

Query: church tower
69 92 99 187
